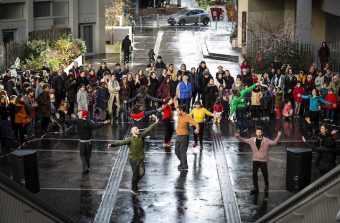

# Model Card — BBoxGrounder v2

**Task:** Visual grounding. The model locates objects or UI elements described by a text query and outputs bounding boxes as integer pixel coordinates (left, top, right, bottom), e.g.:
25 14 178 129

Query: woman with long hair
14 95 30 146
0 95 10 151
299 88 335 129
302 124 337 175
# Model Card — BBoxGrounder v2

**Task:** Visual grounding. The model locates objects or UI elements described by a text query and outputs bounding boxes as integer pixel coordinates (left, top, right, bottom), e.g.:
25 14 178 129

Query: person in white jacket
77 84 88 116
107 74 121 121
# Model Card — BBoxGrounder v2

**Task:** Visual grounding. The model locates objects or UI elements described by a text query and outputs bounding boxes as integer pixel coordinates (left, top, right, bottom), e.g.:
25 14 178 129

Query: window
53 1 69 17
0 3 24 20
34 2 51 17
54 18 69 25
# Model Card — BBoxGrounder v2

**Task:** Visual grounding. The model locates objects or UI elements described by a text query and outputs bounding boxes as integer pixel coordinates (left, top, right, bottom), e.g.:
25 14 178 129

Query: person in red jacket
161 97 174 147
324 88 337 123
292 82 305 117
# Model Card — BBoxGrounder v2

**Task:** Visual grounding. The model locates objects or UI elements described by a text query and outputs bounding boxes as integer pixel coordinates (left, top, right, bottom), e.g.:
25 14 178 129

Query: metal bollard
157 14 159 28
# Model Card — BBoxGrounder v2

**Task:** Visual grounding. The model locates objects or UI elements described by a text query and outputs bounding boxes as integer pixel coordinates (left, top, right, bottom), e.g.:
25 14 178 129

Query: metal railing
0 172 75 223
246 35 340 73
256 165 340 223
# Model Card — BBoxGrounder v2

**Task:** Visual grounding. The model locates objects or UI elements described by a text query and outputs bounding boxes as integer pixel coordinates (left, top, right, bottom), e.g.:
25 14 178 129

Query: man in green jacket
229 82 259 133
107 118 159 195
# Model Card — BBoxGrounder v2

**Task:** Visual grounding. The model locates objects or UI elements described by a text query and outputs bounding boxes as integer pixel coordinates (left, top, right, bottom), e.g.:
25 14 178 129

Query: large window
0 3 24 20
34 2 51 17
53 1 69 17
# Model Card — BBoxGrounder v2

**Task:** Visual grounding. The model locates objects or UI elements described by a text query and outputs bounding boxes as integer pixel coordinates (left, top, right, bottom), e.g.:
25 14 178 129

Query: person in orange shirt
174 98 199 171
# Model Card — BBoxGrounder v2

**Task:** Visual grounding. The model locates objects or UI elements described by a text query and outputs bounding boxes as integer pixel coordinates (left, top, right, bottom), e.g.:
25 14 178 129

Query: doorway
79 25 93 54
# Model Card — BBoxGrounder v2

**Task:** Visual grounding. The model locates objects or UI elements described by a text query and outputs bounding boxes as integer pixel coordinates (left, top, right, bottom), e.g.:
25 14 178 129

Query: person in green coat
230 82 259 133
107 117 159 195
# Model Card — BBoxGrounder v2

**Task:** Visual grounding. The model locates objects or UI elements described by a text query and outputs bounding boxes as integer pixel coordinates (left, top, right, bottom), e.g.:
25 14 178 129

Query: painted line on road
94 128 130 223
40 187 104 191
153 31 164 58
212 126 241 223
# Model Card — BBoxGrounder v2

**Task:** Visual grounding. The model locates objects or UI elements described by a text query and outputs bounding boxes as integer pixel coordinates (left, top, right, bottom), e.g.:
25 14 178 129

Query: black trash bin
286 148 312 192
10 150 40 193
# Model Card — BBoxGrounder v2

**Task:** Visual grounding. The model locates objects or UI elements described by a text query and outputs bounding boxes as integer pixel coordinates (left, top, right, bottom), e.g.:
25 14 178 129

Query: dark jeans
163 118 174 143
175 135 189 167
253 161 269 189
17 124 27 144
325 109 335 121
41 117 50 133
309 110 319 129
123 50 130 62
193 122 204 145
191 91 198 106
129 159 145 191
180 98 191 113
236 108 246 132
251 105 260 119
79 141 92 171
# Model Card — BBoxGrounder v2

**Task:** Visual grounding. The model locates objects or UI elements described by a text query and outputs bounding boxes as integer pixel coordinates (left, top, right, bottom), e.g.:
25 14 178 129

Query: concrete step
202 52 239 62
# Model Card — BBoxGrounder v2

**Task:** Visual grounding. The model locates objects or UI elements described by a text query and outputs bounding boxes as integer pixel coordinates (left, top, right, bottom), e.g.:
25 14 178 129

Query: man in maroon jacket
235 127 281 194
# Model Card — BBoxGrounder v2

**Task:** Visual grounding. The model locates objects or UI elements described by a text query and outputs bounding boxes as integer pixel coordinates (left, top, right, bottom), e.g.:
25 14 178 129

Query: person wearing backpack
15 95 30 146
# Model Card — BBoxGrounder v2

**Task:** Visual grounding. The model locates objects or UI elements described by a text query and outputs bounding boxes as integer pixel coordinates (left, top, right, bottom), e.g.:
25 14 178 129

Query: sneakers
193 143 197 148
250 188 259 195
130 190 140 195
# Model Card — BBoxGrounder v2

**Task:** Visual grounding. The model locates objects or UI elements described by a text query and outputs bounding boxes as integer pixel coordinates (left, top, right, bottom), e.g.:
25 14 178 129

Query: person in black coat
318 42 330 68
6 76 18 97
97 62 111 82
51 70 65 109
76 70 90 89
122 35 132 63
36 84 51 133
284 68 297 104
126 85 163 111
200 70 213 107
64 73 77 114
189 67 200 106
67 110 110 174
302 124 338 176
96 81 110 121
204 78 218 112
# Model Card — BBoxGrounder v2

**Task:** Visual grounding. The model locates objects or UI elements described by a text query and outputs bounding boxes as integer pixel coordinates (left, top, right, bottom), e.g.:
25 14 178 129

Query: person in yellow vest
189 101 216 150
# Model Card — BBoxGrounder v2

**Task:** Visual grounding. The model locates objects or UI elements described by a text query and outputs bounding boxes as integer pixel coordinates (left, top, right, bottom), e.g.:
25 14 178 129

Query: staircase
256 165 340 223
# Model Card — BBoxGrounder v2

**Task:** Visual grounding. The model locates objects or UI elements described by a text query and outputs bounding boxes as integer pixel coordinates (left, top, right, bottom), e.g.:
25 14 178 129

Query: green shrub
22 35 86 72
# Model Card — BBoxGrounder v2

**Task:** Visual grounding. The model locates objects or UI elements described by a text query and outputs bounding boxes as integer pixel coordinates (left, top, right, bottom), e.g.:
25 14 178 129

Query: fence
246 35 340 73
0 41 26 70
28 27 71 42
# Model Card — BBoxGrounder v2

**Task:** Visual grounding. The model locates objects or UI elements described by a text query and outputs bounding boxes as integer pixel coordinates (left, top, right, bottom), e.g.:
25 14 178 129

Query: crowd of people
0 52 339 194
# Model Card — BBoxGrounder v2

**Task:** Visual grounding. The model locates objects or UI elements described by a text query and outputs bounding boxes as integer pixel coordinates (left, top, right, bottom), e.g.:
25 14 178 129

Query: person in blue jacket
299 88 335 129
179 75 192 112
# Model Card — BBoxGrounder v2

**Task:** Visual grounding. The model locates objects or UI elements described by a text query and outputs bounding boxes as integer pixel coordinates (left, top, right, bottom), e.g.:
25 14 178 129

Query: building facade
237 0 340 48
0 0 105 54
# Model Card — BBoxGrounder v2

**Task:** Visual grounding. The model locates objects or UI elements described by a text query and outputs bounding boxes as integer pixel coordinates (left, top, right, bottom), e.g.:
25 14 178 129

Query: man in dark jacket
67 110 110 174
51 71 64 109
6 76 18 97
122 35 132 63
284 68 297 104
36 84 51 133
108 118 159 195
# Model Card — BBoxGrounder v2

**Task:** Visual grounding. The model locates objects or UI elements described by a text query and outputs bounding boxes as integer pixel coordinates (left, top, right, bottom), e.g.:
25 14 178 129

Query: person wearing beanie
66 110 110 174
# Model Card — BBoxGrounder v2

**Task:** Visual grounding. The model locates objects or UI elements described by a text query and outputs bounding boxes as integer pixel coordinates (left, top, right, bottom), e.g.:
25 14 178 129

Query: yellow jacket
189 108 213 123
